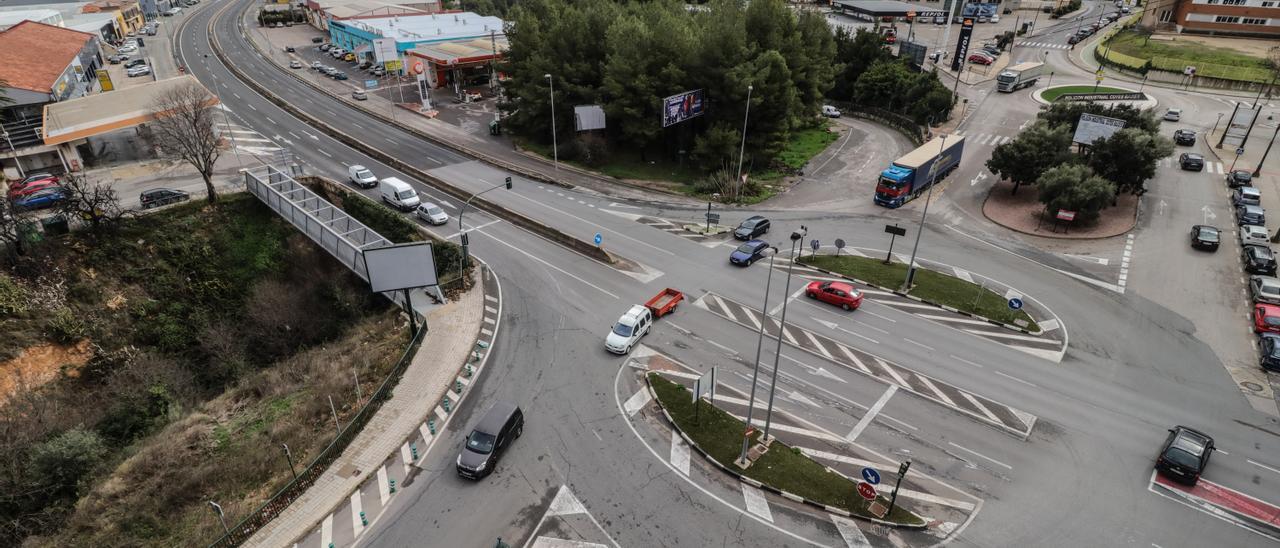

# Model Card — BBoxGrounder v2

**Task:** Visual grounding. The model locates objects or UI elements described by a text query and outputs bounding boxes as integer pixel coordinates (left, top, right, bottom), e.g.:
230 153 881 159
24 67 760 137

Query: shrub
340 193 422 244
0 274 26 316
28 428 107 498
47 307 86 343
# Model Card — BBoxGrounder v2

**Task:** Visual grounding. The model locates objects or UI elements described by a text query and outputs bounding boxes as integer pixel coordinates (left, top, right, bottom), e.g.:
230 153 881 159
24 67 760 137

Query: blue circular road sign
861 467 881 485
594 233 603 246
1008 297 1024 310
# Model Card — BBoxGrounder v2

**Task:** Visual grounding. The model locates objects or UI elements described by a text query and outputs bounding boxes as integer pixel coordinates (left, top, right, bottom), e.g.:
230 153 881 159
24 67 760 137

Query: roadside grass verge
1041 85 1130 102
1105 30 1271 70
649 374 925 526
801 254 1040 331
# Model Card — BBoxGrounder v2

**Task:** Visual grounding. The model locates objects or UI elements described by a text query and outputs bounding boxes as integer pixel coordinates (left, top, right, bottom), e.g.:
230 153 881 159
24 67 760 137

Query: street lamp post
761 226 807 443
903 135 949 290
544 73 558 170
208 501 230 536
735 245 779 468
281 443 298 481
736 85 754 190
1255 121 1280 177
458 176 514 268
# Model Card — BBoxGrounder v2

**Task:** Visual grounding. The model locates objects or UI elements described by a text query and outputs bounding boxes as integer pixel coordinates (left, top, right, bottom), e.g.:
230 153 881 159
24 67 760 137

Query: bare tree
56 174 124 233
148 82 222 204
0 194 32 260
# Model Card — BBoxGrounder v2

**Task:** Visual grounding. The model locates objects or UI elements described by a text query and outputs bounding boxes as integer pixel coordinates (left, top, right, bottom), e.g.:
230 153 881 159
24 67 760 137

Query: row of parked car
1066 12 1124 45
966 42 1004 66
317 41 388 77
5 173 66 210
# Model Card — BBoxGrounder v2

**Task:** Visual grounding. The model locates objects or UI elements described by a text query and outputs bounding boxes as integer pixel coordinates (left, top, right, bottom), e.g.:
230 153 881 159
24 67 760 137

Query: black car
332 71 349 80
1243 244 1278 275
1227 169 1254 188
1173 129 1196 146
107 53 129 64
1189 225 1220 251
124 58 147 69
284 45 295 53
1155 426 1214 486
1067 34 1082 45
1179 153 1204 171
456 402 523 480
140 188 190 209
1237 204 1266 226
311 36 324 43
733 215 770 240
1262 333 1280 371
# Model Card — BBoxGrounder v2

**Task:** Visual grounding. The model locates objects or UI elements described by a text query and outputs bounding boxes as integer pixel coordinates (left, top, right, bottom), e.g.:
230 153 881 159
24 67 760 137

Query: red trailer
645 288 684 318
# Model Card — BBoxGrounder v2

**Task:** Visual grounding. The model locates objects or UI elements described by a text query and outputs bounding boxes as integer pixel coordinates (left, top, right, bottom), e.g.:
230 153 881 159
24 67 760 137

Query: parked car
13 187 66 210
124 58 147 69
1067 34 1083 45
1261 333 1280 371
1189 224 1220 251
108 53 129 64
139 188 190 209
1164 108 1182 122
1155 426 1213 486
289 60 303 69
311 61 323 70
1179 153 1204 171
332 71 348 80
605 304 652 355
990 14 1000 22
352 89 367 100
1258 302 1280 333
968 53 995 65
319 43 333 52
1251 276 1280 304
456 402 523 480
321 66 338 76
7 179 59 199
1173 129 1196 146
415 202 449 225
343 52 356 62
1238 204 1266 226
127 65 151 77
1227 170 1254 188
806 280 864 311
284 46 295 53
729 240 770 266
1233 186 1262 207
1241 224 1270 246
733 215 770 240
312 37 324 44
117 44 137 54
1243 244 1278 275
977 16 989 23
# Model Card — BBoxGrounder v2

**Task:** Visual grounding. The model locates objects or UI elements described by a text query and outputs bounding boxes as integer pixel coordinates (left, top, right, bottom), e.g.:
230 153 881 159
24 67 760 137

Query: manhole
1242 381 1265 392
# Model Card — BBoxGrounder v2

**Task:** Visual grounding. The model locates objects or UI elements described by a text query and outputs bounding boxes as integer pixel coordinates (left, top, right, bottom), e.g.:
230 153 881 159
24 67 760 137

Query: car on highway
1232 186 1262 207
347 165 378 188
1256 302 1280 333
1237 204 1266 226
415 202 449 225
456 402 523 480
1179 153 1204 171
1243 244 1277 275
1241 224 1270 246
127 65 151 77
605 304 652 354
139 188 190 209
1226 169 1253 188
1262 334 1280 371
806 280 864 311
733 215 770 240
1163 108 1182 122
1155 426 1213 486
13 187 66 210
1251 276 1280 304
1189 225 1220 251
289 60 303 69
822 105 842 118
1173 129 1196 146
729 240 770 266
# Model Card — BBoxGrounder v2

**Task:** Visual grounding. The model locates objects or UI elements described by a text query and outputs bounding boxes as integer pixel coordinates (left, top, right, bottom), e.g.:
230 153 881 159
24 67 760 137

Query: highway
174 0 1280 546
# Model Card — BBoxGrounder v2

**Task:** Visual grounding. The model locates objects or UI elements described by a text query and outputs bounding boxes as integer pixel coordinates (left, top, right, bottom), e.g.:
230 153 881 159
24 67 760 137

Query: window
1242 17 1267 24
1159 9 1173 22
1222 0 1246 5
1214 15 1240 22
1264 2 1276 7
1205 0 1219 4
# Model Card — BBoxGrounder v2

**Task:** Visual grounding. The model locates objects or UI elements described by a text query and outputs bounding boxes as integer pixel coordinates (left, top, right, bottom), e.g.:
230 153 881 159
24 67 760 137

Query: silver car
1252 276 1280 304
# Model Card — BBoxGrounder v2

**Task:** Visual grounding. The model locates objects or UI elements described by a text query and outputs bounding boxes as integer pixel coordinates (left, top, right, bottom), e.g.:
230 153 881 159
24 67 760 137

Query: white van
380 177 420 211
348 164 377 188
822 105 842 118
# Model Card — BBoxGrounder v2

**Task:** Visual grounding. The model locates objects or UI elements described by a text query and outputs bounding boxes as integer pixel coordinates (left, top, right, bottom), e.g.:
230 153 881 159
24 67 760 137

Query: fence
207 326 426 547
834 103 927 146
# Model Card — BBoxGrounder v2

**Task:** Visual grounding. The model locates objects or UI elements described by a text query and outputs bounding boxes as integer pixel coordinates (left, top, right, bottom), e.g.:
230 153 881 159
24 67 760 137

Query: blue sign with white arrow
862 467 881 485
594 233 603 246
1008 297 1024 310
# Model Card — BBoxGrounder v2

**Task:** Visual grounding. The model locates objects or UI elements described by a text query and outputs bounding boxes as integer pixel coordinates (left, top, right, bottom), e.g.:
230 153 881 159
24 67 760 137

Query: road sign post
809 239 819 259
594 233 603 247
857 481 878 501
1231 146 1245 173
862 467 881 485
884 224 906 265
888 459 911 515
1008 297 1024 310
834 238 846 258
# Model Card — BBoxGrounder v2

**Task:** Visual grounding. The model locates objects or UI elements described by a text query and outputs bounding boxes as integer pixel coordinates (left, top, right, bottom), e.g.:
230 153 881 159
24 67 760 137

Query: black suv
1243 244 1278 275
1227 169 1253 188
1179 153 1204 171
1262 333 1280 371
1173 129 1196 146
457 402 523 480
139 188 190 209
1155 426 1214 486
733 215 770 240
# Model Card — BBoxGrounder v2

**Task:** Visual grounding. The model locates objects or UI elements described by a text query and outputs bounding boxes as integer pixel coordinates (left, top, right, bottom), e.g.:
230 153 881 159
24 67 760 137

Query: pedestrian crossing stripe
1160 158 1225 174
972 133 1012 146
1017 41 1071 49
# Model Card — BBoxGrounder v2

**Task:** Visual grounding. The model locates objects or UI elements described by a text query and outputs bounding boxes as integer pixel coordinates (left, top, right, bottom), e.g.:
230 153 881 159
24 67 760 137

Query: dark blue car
13 187 65 210
730 240 770 266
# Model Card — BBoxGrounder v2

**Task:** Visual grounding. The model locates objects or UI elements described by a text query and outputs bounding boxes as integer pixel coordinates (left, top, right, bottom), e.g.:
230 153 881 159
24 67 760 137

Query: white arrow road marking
810 316 880 345
787 391 820 407
670 434 690 475
741 485 774 522
811 366 848 383
970 171 989 186
832 515 872 548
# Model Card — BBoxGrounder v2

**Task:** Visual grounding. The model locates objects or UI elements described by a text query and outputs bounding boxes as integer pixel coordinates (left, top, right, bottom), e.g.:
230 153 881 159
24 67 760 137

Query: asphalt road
173 0 1280 546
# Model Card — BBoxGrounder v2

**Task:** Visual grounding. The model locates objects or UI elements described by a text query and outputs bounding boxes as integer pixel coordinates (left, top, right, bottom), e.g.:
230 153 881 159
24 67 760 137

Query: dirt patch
982 178 1138 239
0 340 92 404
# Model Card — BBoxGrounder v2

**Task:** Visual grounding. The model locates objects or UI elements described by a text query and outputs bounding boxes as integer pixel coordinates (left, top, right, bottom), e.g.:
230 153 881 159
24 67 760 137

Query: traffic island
799 254 1040 332
647 373 927 528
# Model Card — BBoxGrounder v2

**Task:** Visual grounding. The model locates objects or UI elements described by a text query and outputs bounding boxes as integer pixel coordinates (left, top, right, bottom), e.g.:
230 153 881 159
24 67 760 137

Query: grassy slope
1106 30 1271 69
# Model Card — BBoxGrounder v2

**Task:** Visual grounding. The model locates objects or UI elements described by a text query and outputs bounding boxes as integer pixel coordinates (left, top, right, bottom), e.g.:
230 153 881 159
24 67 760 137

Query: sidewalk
244 279 489 547
237 18 701 207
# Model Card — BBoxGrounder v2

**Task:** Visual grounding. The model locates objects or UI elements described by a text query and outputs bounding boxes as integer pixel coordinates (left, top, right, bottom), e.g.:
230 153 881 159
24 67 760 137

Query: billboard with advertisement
96 69 114 92
662 89 704 128
1223 104 1259 147
951 18 975 72
372 38 398 63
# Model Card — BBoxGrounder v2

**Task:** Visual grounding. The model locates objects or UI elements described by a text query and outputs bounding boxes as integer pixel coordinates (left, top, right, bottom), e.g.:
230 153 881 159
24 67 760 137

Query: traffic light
505 176 512 189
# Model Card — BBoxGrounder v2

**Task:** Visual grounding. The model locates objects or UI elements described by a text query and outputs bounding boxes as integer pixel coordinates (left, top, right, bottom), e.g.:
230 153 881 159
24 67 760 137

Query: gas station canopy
832 0 950 19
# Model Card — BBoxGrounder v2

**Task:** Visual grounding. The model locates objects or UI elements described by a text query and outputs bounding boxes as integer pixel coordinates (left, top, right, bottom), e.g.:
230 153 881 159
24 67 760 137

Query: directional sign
811 239 820 251
1008 297 1024 310
834 238 846 250
862 467 882 485
857 481 878 501
594 233 603 246
705 212 721 223
1237 147 1246 156
885 224 907 237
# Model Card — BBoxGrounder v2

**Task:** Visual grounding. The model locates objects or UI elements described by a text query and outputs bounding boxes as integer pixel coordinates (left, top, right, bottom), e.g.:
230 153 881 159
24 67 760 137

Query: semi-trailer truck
996 62 1045 92
873 135 965 208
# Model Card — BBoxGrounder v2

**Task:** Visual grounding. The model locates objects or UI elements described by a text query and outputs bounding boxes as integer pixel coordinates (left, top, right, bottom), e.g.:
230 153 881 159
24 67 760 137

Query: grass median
649 374 926 527
800 254 1040 331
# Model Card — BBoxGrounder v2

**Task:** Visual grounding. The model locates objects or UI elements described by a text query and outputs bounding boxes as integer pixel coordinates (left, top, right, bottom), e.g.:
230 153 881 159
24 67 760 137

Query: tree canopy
1036 164 1115 223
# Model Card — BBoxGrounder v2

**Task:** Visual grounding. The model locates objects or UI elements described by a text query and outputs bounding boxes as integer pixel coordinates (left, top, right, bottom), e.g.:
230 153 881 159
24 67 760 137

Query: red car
7 179 59 199
806 281 864 311
1254 303 1280 333
967 53 994 65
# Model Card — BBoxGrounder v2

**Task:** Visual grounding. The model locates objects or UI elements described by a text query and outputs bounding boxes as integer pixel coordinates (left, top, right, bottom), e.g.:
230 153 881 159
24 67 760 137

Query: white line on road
832 515 872 548
948 442 1012 470
480 229 620 298
623 387 652 417
233 92 241 100
247 103 257 111
350 491 364 537
741 484 774 522
376 466 390 505
288 131 301 139
385 137 395 143
321 513 333 548
265 116 276 125
903 338 934 352
993 370 1038 388
442 219 501 239
846 385 897 442
858 308 897 323
769 287 806 316
950 354 985 368
1248 459 1280 476
670 434 691 475
318 149 332 157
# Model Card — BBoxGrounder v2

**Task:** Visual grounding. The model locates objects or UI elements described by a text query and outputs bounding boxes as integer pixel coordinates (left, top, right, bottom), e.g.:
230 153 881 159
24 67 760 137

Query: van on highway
379 177 420 211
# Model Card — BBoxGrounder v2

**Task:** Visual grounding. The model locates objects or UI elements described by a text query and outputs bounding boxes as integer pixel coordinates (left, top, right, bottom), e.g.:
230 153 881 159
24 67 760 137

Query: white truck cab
380 177 420 211
605 305 653 354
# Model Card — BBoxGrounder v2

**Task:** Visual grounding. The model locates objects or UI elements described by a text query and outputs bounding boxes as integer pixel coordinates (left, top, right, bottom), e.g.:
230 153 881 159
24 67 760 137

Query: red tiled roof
0 21 95 94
